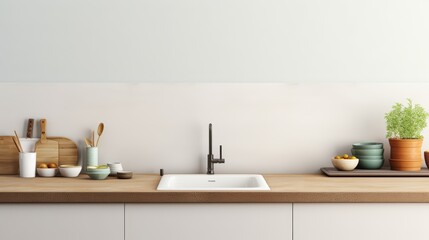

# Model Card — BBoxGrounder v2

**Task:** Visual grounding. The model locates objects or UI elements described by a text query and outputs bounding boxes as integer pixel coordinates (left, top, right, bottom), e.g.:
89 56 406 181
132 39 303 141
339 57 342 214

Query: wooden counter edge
2 192 429 203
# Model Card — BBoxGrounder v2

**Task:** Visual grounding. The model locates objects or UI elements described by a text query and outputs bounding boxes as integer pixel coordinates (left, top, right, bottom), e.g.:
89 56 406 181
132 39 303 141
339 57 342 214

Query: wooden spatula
35 119 59 165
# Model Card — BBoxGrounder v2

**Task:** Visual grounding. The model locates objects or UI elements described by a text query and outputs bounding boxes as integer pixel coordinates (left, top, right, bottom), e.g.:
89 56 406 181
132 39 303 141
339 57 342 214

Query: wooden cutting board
35 119 59 165
49 137 78 166
0 136 19 174
0 136 78 175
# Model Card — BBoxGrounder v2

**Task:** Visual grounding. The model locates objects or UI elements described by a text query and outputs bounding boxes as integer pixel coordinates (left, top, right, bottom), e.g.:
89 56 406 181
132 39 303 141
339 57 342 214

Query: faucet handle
217 145 225 163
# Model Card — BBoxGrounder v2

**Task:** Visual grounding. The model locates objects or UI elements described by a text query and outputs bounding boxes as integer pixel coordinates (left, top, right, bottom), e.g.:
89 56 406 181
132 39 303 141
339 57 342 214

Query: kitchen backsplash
1 82 428 174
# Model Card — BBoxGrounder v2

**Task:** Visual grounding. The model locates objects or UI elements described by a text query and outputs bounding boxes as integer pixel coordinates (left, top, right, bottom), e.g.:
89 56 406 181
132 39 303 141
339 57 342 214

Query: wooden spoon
13 130 23 152
12 136 23 153
96 123 104 147
85 138 93 147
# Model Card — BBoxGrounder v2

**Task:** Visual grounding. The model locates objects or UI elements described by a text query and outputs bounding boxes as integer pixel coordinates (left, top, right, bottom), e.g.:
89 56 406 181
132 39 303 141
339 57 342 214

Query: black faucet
207 123 225 174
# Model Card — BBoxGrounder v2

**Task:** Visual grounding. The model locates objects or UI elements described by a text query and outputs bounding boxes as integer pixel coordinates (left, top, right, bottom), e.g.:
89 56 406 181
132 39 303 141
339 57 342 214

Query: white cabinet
294 203 429 240
8 202 428 240
0 204 124 240
125 204 292 240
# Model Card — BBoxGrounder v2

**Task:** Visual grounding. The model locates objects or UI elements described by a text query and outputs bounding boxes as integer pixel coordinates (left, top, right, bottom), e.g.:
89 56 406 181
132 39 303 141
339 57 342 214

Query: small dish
59 165 82 177
117 171 133 179
332 158 359 171
37 168 57 177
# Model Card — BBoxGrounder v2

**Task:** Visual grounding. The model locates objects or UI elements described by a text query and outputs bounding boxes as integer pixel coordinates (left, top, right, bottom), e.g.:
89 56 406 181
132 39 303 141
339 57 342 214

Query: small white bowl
37 168 57 177
332 158 359 171
107 162 123 175
59 165 82 177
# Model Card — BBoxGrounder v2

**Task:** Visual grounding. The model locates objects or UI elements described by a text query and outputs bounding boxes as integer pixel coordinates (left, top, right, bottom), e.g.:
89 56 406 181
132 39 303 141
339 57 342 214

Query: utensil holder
86 147 98 167
19 152 36 178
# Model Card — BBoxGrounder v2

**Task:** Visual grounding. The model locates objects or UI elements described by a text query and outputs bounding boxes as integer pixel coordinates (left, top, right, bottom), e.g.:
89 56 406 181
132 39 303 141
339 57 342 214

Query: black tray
321 167 429 177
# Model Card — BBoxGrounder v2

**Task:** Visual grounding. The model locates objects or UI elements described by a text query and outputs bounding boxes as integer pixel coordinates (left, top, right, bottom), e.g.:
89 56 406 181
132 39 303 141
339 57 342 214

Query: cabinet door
125 203 292 240
294 203 429 240
0 204 124 240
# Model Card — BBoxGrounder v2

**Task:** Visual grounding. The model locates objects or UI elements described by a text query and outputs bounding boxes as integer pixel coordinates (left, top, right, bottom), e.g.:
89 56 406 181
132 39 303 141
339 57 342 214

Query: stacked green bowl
351 143 384 169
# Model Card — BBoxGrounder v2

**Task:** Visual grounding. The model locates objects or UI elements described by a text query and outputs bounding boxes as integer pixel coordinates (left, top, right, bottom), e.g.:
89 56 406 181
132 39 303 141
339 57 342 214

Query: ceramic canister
86 147 98 167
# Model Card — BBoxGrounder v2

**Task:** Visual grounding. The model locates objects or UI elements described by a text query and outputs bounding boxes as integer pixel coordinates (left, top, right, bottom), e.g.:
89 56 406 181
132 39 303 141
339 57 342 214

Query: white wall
1 0 429 82
1 1 429 173
1 83 428 174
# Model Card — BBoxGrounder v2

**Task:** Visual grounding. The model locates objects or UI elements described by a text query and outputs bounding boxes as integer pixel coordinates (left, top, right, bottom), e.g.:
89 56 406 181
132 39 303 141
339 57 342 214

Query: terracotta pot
389 161 421 171
389 139 423 148
390 158 421 162
389 138 423 171
391 151 422 159
392 167 422 171
390 155 422 161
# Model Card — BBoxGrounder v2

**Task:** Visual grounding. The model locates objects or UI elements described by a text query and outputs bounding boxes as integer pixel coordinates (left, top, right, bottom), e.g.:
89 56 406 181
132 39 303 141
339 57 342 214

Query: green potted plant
385 99 429 171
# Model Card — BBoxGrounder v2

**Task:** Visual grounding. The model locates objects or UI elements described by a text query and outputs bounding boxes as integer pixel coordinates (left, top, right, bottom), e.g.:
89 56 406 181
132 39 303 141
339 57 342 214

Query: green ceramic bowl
354 155 384 160
87 172 110 180
86 168 110 173
86 165 109 170
352 142 383 149
359 158 382 161
86 166 110 180
357 159 384 169
351 148 384 156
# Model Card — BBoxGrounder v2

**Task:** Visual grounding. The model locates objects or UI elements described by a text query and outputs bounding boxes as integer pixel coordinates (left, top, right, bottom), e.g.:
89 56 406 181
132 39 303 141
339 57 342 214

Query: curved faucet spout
209 123 212 156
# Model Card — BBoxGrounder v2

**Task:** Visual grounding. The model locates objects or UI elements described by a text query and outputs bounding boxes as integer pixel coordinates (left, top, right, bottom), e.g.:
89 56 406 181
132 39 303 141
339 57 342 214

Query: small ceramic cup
107 162 123 175
19 152 36 178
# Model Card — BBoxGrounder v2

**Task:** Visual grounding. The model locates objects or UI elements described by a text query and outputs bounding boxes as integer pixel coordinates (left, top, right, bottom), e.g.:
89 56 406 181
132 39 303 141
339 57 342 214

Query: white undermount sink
157 174 270 191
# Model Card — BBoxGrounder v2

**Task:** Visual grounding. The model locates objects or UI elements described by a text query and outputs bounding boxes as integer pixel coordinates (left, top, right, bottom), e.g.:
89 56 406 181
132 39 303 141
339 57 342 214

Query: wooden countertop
2 174 429 203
